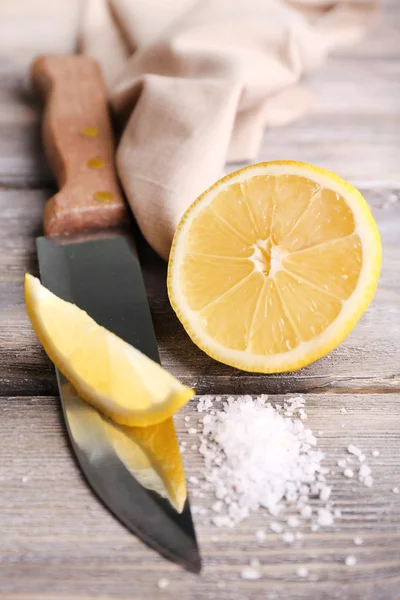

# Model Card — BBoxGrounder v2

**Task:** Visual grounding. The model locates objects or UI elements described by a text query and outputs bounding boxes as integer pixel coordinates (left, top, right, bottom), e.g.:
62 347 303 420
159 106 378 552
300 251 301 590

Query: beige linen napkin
82 0 377 259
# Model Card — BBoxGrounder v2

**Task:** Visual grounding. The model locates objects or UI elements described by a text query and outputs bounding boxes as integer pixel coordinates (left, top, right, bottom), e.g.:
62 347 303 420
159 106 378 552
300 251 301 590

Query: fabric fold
116 75 242 258
82 0 377 259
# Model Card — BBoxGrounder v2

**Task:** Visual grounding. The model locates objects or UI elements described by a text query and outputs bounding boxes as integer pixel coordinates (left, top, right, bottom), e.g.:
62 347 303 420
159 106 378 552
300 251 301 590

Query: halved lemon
168 161 381 373
25 274 194 426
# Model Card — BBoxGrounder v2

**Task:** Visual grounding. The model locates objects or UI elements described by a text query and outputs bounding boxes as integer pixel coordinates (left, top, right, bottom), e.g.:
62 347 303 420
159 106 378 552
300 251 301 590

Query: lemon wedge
168 161 382 373
25 274 194 426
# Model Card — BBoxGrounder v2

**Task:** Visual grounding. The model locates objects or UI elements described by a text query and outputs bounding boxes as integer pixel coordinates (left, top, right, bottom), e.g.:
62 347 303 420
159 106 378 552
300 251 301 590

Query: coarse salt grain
347 445 362 457
319 486 331 502
255 529 266 542
345 555 357 567
340 407 348 414
192 505 208 516
212 515 231 527
359 464 371 478
197 396 213 412
344 468 354 478
287 516 300 528
188 428 197 435
353 536 364 546
282 532 295 543
157 578 170 589
212 501 223 512
300 505 312 519
372 450 380 457
296 567 309 578
317 508 334 527
240 567 261 580
364 476 374 488
392 487 399 494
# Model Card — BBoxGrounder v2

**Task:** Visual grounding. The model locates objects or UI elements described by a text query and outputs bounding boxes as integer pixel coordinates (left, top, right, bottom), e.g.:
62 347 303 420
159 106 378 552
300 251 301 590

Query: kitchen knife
31 55 201 573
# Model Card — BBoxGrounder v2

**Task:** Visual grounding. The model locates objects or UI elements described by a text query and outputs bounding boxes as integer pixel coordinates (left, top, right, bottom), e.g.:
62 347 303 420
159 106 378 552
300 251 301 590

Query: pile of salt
196 395 329 529
188 394 382 537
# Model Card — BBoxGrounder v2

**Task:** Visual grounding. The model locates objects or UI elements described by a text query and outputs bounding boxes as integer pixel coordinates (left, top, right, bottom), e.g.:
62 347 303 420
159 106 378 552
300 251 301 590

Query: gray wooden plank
250 57 400 183
0 83 51 187
0 393 399 600
0 0 80 64
0 0 80 187
1 188 398 397
333 0 400 60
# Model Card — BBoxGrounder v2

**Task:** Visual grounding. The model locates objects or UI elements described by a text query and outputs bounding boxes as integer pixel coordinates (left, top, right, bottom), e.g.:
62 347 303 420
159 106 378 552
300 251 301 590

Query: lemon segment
168 161 382 373
25 274 194 426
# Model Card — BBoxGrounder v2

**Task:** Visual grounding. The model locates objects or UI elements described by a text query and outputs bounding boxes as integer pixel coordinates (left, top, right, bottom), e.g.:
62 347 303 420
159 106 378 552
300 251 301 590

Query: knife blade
31 55 201 573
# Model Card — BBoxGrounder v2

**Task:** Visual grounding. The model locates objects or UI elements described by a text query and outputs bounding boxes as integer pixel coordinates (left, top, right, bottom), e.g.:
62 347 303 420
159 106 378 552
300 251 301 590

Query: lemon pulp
168 161 381 373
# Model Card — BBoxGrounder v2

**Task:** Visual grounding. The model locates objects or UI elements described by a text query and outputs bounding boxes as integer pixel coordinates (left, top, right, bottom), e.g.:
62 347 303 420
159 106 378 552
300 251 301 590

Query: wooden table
0 2 399 599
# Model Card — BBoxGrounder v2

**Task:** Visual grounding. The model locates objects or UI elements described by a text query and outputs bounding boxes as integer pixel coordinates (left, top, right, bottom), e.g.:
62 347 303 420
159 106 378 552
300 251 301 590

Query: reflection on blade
63 382 187 513
116 422 187 514
59 375 200 573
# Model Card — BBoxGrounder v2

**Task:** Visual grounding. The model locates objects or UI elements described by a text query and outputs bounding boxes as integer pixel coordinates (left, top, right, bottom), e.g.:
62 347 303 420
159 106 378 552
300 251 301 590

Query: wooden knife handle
31 55 128 236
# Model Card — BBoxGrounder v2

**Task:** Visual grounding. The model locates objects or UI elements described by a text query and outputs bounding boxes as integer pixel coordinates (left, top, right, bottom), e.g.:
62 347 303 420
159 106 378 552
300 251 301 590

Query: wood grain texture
1 0 400 598
0 0 80 189
331 0 400 61
1 188 399 397
0 393 399 600
254 57 400 184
